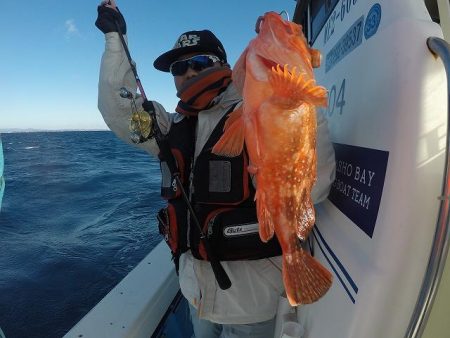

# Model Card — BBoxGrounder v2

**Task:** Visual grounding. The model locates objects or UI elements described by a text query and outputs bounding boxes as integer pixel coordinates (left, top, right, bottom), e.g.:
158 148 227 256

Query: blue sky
0 0 298 131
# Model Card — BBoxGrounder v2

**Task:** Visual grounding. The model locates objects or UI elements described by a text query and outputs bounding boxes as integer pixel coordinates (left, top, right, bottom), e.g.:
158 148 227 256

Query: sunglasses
169 54 221 76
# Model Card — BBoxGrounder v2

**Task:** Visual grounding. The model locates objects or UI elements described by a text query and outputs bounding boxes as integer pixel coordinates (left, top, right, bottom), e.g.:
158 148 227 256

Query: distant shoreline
0 129 110 133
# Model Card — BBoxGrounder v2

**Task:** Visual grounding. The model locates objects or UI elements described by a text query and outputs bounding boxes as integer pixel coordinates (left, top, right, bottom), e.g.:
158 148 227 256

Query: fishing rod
106 1 232 290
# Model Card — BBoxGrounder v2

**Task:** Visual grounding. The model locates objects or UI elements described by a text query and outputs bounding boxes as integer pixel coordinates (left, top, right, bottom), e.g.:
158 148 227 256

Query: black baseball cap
153 30 227 72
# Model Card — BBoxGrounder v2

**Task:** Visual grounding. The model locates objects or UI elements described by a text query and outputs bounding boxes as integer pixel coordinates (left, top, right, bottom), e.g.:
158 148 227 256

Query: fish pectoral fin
212 106 245 157
269 64 328 108
256 191 274 242
223 104 243 130
232 48 248 94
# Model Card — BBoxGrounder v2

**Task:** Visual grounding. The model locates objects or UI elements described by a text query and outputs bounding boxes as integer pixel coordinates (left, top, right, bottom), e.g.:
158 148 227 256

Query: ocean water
0 131 165 338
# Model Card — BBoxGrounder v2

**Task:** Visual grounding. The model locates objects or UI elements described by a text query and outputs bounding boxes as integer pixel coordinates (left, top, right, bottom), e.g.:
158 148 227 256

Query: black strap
142 100 232 290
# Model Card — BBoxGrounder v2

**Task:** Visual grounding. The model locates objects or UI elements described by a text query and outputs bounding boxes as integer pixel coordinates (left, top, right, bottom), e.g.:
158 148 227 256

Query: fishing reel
120 87 155 144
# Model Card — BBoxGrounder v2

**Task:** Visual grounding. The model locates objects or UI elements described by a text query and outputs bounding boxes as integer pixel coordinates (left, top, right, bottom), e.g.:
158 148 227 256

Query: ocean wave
0 131 162 338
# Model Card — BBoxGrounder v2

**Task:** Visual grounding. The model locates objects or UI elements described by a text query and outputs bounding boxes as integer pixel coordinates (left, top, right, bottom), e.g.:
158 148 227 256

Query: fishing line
108 2 232 290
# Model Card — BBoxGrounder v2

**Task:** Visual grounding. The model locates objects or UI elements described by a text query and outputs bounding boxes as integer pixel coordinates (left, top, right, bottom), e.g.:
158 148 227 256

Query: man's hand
95 0 127 35
142 100 156 114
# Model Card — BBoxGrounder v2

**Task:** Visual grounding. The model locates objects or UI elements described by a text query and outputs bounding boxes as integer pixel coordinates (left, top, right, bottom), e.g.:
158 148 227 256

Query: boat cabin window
424 0 440 23
302 0 440 42
294 0 341 43
310 0 339 43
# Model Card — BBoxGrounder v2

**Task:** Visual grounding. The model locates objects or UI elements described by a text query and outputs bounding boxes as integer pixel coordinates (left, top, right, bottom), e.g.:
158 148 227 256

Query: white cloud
65 19 79 37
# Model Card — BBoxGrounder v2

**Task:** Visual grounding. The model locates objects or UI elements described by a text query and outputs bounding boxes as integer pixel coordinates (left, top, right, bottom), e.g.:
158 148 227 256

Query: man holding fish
95 1 336 337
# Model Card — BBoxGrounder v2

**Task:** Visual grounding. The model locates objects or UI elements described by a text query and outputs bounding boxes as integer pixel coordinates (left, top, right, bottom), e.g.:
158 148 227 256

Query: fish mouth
258 55 279 71
258 55 297 75
253 55 281 81
252 55 296 81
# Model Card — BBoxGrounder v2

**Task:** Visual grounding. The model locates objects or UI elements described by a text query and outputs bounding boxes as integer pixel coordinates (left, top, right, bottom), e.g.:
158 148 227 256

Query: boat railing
63 241 180 338
406 36 450 338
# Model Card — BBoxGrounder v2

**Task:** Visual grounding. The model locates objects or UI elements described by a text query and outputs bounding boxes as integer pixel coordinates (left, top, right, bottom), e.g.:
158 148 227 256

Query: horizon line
0 128 111 133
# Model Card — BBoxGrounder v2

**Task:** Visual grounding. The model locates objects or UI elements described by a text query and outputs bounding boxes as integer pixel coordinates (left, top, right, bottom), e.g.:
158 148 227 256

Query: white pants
189 304 276 338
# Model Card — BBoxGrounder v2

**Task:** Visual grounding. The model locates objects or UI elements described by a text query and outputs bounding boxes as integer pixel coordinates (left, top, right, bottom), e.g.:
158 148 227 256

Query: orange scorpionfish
212 11 333 306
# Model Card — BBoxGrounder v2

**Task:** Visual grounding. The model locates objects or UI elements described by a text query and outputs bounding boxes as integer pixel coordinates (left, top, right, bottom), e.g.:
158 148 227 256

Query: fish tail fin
212 106 245 157
269 64 328 108
283 247 333 306
256 191 274 242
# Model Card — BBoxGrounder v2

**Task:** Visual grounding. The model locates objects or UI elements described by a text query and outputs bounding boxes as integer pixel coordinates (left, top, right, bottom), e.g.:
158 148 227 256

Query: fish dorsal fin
212 106 245 157
269 64 328 109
